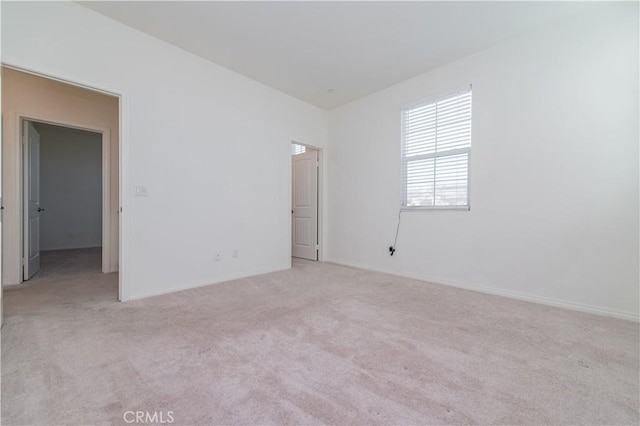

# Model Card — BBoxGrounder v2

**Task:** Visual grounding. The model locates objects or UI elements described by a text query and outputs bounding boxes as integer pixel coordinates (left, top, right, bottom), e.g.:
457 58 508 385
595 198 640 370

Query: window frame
400 85 472 211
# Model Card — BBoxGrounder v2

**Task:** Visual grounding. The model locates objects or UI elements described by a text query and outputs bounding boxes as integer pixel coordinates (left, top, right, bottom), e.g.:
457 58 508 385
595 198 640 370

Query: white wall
327 3 639 320
37 123 102 251
2 1 328 300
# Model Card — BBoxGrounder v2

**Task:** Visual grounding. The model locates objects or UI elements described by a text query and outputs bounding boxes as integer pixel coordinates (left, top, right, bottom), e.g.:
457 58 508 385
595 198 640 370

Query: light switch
134 185 149 196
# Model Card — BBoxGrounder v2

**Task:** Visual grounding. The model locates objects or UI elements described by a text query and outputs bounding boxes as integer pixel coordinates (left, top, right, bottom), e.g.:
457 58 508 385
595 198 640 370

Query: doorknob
37 207 45 212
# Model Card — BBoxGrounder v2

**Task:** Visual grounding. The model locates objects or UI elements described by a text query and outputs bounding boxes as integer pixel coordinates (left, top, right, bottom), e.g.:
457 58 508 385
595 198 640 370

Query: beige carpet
2 249 638 425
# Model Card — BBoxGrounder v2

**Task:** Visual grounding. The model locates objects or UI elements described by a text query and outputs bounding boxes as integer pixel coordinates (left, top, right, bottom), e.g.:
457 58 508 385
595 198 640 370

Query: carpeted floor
2 249 638 425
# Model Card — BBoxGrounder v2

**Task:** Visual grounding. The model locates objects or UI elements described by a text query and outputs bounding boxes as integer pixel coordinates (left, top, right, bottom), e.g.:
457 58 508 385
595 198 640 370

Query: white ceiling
80 1 599 110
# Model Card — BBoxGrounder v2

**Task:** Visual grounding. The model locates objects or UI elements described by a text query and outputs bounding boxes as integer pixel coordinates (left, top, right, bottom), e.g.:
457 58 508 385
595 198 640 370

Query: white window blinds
401 87 472 209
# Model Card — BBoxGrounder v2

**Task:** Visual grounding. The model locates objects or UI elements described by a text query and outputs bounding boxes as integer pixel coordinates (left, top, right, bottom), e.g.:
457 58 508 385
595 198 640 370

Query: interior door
23 121 41 280
292 148 318 260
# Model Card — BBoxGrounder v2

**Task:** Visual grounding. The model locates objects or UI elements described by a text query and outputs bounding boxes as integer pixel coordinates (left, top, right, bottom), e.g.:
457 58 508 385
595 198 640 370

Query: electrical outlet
214 253 222 262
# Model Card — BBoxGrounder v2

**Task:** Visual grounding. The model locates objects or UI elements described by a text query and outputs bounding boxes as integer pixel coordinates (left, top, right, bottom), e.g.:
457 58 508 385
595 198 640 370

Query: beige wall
1 67 119 285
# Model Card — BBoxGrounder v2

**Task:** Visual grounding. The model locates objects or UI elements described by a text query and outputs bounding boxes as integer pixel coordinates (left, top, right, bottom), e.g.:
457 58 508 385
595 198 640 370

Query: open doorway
22 121 105 281
2 67 121 315
291 142 322 261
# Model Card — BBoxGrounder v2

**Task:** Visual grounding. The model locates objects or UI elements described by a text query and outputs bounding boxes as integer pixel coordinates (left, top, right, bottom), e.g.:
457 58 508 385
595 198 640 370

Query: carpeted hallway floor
2 249 638 425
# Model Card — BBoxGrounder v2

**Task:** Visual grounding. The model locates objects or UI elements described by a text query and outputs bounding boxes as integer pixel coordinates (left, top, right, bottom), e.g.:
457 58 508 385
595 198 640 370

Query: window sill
401 205 470 212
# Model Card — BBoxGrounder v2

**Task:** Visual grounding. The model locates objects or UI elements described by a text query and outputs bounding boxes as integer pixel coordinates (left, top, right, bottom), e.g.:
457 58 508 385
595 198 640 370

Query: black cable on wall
389 210 402 256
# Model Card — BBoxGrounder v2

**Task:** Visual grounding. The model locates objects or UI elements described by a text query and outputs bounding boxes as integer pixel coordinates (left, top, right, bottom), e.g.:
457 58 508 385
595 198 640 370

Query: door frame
2 62 126 302
19 114 113 275
290 141 324 262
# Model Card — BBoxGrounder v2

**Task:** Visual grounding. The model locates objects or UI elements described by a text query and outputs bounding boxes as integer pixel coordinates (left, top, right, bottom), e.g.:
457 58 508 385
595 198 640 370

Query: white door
292 149 318 260
23 121 42 280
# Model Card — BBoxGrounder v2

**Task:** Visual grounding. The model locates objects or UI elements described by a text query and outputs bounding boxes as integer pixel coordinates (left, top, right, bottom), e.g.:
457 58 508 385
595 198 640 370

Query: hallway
3 248 117 307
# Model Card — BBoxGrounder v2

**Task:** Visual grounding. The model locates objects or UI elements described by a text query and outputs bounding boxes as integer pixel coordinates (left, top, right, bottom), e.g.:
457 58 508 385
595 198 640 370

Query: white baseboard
123 265 291 302
325 258 639 323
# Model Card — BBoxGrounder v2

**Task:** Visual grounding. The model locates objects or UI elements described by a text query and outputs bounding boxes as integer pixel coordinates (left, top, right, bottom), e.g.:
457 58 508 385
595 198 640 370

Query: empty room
1 1 638 425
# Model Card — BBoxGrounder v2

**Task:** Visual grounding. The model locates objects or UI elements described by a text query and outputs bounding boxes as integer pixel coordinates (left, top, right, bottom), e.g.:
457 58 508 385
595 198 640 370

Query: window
401 87 472 209
291 143 306 155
